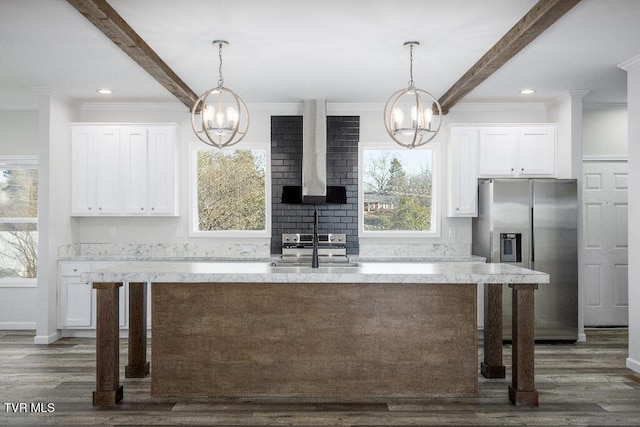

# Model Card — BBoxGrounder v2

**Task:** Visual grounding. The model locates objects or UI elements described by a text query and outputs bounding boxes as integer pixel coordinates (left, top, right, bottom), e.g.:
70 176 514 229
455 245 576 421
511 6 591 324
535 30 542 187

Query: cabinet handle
521 168 525 172
141 207 144 211
98 207 102 210
88 207 92 210
456 207 460 211
151 207 155 211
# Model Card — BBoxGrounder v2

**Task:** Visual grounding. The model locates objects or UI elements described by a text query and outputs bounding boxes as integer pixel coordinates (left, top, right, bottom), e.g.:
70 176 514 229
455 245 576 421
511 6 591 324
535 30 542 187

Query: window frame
0 155 38 286
358 141 441 239
188 141 271 238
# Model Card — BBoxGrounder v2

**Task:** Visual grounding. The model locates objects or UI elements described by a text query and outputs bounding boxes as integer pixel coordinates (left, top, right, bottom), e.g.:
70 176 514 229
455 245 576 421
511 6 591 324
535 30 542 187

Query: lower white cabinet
58 261 131 329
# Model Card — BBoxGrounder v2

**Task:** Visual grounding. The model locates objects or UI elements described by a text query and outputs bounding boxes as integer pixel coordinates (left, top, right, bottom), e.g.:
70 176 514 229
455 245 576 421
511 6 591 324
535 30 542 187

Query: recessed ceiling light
96 88 113 95
520 89 536 95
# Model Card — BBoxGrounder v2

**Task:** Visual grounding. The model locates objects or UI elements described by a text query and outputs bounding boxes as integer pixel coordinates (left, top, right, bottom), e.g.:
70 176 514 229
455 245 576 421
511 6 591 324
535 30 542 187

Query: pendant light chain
408 43 415 89
217 42 224 88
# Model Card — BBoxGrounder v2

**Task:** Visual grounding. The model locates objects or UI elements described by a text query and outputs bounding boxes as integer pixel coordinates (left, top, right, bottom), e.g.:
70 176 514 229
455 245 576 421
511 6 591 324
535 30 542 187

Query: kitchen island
86 262 548 407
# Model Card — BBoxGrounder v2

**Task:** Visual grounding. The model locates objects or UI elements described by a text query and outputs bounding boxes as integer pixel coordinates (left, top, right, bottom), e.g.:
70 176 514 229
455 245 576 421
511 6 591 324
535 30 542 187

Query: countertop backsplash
59 242 480 263
58 242 271 261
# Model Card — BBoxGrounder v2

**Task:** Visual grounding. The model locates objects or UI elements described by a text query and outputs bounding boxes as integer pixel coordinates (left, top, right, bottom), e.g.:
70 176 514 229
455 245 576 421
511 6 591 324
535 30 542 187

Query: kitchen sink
270 262 360 272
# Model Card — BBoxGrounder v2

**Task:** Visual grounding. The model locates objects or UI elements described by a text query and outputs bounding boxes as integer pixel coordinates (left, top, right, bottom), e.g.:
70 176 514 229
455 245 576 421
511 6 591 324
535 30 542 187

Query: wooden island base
151 282 478 398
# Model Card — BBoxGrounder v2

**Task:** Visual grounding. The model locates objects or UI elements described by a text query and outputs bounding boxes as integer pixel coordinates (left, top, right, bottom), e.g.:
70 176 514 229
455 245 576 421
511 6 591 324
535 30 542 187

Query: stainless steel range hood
302 99 327 204
281 99 347 205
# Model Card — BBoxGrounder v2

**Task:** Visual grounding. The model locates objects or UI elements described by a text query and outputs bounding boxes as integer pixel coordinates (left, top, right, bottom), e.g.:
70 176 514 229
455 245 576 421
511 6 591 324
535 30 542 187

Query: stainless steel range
280 233 349 265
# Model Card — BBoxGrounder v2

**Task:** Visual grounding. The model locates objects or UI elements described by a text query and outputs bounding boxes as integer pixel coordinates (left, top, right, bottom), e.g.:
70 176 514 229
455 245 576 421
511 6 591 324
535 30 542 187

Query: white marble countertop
84 261 549 285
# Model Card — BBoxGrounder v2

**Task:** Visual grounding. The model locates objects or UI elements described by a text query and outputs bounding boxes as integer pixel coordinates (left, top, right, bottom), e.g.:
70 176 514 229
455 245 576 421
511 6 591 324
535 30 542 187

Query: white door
583 160 628 326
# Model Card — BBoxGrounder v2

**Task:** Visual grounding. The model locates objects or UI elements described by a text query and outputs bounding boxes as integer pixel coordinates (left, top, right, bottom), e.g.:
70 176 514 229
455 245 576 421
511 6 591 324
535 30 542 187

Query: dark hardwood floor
1 329 639 425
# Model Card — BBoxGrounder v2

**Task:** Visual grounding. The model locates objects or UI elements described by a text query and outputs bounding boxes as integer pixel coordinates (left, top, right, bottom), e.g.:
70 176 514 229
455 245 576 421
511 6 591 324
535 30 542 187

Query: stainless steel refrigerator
472 179 578 341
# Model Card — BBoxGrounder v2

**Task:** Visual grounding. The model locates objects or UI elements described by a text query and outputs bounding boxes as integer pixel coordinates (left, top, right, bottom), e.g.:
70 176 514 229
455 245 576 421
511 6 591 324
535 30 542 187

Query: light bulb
411 106 418 128
424 108 433 130
393 108 404 131
203 105 214 129
226 106 238 129
216 111 225 128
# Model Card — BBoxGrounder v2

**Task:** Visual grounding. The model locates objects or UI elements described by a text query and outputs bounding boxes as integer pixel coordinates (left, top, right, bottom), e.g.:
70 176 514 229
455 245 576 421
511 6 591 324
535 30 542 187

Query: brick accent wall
271 116 359 254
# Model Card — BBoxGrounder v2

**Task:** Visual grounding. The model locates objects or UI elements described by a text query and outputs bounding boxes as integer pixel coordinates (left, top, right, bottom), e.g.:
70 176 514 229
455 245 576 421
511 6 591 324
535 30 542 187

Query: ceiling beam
66 0 198 109
438 0 582 114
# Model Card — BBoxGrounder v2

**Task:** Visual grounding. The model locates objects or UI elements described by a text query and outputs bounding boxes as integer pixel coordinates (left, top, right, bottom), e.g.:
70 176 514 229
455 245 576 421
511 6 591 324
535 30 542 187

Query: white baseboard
0 322 36 330
59 328 153 339
34 331 61 344
627 357 640 373
578 333 587 342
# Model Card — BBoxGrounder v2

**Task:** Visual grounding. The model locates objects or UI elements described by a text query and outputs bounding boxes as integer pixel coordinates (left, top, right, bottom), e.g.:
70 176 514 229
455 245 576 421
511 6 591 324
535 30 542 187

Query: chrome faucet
312 208 319 268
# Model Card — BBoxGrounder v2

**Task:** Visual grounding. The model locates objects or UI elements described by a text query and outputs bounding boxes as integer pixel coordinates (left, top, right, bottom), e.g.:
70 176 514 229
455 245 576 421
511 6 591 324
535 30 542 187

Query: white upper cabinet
477 127 519 177
71 123 179 217
517 126 556 176
71 125 122 215
448 127 478 217
447 124 558 217
146 126 178 215
477 125 556 178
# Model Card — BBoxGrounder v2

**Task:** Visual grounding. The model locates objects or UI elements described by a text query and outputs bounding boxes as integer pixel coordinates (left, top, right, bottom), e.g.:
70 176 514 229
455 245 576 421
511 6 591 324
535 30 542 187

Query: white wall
34 94 78 343
0 110 39 154
621 57 640 372
583 106 628 157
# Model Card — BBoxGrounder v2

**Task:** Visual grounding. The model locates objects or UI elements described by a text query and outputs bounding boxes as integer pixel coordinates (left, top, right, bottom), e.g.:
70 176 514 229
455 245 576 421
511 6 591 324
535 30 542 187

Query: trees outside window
362 149 433 232
195 149 267 232
0 159 38 280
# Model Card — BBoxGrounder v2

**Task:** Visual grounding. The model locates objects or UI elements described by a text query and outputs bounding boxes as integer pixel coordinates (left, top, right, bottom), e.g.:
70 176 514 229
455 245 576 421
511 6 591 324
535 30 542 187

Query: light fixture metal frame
191 40 250 149
384 41 442 149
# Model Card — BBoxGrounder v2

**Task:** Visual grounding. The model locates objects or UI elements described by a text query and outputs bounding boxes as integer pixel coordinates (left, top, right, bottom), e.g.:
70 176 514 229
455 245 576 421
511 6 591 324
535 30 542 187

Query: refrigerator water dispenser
500 233 521 263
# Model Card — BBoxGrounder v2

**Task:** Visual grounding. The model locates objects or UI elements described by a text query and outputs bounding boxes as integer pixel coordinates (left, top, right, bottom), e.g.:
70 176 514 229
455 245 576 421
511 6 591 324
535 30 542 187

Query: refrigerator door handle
530 206 535 265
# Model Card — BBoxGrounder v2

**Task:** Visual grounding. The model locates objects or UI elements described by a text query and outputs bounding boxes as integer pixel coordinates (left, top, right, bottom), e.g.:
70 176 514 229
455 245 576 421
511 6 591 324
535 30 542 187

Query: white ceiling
1 0 639 110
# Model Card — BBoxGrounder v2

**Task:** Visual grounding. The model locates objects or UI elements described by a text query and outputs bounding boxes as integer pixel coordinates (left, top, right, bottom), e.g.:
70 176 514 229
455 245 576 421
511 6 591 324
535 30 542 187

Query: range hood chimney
281 100 347 205
302 99 327 204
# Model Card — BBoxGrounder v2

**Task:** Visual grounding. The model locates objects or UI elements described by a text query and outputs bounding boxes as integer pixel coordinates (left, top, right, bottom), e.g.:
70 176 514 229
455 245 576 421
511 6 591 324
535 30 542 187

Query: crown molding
0 103 39 111
450 102 547 112
545 90 590 108
618 54 640 71
80 102 186 111
583 102 627 111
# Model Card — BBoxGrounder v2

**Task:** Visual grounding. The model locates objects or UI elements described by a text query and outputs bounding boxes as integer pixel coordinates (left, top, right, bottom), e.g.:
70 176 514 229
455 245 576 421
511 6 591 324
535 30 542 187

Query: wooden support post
125 282 149 378
92 282 123 406
508 283 539 407
481 283 506 378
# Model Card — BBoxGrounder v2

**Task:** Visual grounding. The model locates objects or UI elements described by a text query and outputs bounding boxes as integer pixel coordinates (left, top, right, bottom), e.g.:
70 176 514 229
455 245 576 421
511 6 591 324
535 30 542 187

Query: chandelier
383 41 442 149
191 40 249 148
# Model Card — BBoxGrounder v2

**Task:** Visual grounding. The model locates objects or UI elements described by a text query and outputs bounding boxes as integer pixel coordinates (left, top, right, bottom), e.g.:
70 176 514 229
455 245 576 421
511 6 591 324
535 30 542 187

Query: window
0 157 38 281
190 145 270 236
360 145 439 236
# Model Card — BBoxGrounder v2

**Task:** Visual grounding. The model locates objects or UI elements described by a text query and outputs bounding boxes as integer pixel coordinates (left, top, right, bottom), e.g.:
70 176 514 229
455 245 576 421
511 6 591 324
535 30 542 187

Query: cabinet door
448 128 478 217
71 126 121 215
517 126 556 176
478 128 518 177
147 126 177 215
94 127 122 214
58 263 93 328
71 126 97 215
121 127 149 214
